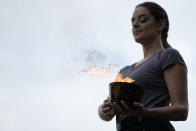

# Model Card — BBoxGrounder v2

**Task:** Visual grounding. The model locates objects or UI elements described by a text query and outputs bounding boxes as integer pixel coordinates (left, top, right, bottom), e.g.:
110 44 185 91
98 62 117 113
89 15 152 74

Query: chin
134 37 144 43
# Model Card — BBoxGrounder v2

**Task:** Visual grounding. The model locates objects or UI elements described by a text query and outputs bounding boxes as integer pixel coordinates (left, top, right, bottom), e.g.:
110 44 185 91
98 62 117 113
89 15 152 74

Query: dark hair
136 2 171 49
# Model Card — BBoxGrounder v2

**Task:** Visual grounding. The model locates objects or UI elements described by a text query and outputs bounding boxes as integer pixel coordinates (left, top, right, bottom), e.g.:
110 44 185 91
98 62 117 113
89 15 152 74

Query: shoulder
158 48 187 71
119 63 136 73
160 48 181 57
158 48 184 61
119 65 130 73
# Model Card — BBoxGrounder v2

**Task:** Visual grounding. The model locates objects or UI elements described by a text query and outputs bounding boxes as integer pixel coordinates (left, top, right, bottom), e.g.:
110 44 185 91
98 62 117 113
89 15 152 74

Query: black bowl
109 82 143 109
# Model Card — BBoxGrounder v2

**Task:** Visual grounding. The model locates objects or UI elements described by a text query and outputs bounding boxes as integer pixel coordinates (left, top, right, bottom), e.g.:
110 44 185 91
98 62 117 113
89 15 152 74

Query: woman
98 2 188 131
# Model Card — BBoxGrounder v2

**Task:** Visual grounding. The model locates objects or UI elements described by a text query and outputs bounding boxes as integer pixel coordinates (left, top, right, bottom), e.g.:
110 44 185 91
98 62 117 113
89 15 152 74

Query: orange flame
82 64 135 82
81 64 117 81
115 72 135 83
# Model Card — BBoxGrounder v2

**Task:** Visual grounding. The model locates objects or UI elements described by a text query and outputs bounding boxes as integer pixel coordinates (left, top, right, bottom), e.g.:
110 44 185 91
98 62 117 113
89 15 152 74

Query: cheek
132 27 134 33
143 25 157 35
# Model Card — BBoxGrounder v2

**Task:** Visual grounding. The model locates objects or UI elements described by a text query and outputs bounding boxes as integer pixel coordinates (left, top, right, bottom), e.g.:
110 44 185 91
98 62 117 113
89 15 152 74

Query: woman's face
131 7 160 43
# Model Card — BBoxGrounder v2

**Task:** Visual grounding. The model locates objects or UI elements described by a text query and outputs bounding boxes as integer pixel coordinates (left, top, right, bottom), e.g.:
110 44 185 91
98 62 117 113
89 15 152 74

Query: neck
141 37 165 59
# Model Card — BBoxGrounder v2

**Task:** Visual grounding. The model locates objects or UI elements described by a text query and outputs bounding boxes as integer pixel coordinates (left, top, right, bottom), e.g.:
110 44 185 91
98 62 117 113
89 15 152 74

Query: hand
100 98 115 117
112 100 146 117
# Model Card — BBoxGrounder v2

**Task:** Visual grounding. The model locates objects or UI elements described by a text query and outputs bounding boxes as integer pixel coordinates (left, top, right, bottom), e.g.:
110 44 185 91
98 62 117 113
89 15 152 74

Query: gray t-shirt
116 48 186 130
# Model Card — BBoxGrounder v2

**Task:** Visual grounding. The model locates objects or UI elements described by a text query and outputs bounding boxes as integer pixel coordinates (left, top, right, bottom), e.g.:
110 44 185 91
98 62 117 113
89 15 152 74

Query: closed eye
140 17 148 23
131 14 149 25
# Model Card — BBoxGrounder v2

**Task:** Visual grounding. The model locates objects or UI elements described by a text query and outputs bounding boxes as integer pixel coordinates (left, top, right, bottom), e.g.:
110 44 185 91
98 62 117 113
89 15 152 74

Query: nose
132 20 139 28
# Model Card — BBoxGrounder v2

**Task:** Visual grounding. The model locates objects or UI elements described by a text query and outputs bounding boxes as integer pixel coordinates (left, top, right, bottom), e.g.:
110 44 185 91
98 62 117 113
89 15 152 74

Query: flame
115 72 135 83
82 64 135 82
81 63 119 81
91 64 101 76
103 69 110 78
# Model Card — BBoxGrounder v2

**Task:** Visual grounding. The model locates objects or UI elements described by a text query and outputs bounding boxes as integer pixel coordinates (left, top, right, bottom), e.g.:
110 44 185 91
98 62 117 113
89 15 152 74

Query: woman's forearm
143 105 188 121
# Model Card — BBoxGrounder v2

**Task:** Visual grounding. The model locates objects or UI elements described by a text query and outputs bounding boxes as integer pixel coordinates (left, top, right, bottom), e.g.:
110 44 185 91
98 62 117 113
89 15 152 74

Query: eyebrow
131 14 148 22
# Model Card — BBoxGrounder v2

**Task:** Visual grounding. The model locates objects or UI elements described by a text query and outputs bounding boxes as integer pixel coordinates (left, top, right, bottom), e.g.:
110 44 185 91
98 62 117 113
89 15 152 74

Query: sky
0 0 196 131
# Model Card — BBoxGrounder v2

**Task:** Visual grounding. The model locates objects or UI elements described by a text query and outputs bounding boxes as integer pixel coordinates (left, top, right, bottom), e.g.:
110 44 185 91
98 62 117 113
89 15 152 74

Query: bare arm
143 64 188 121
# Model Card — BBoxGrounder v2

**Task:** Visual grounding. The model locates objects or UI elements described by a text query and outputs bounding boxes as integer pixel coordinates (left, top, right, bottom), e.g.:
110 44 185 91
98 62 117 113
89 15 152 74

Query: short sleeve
117 64 135 78
160 48 187 71
118 66 130 76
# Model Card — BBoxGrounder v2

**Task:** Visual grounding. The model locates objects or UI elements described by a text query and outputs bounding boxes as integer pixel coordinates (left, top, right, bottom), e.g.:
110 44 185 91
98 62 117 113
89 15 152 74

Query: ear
157 19 166 32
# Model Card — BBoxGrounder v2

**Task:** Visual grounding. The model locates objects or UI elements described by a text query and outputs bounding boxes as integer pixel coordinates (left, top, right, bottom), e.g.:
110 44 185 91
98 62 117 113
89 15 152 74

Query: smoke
82 49 107 65
70 48 120 81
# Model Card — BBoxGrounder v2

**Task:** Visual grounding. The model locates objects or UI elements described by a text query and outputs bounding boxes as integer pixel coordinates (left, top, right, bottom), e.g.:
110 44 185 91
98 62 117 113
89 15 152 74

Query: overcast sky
0 0 196 131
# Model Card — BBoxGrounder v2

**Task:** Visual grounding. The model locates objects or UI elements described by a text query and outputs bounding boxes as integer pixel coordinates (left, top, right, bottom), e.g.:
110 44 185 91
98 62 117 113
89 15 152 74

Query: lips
133 30 143 36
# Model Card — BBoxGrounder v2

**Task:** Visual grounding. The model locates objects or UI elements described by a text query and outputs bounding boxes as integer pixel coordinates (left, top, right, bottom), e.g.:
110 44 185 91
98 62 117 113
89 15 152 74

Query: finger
133 102 142 106
104 111 113 116
133 102 144 110
107 98 112 102
104 99 109 103
121 100 135 114
102 102 112 108
102 107 111 113
104 99 112 105
112 102 126 115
